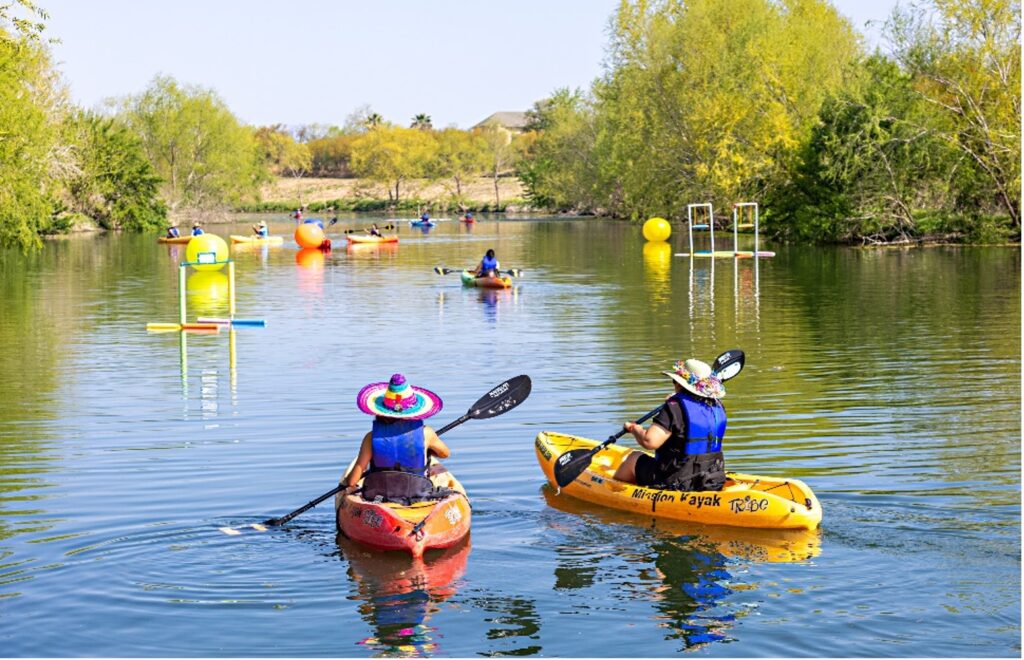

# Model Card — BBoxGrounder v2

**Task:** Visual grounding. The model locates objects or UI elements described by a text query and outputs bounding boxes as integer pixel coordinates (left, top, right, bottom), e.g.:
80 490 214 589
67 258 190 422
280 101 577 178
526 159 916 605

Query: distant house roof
473 111 529 131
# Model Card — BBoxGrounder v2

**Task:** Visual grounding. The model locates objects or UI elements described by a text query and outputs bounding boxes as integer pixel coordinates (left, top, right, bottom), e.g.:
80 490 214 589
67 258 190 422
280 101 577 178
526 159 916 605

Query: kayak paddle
342 224 396 234
434 266 523 277
259 374 532 528
552 349 745 489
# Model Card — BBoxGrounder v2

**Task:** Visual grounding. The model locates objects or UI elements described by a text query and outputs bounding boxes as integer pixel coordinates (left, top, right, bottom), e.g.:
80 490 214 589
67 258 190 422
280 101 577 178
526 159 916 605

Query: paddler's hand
623 422 638 434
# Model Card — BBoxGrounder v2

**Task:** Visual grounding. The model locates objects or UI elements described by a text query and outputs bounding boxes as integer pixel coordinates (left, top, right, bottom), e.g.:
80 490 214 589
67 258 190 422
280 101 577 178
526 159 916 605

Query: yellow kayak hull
535 431 821 530
230 234 284 245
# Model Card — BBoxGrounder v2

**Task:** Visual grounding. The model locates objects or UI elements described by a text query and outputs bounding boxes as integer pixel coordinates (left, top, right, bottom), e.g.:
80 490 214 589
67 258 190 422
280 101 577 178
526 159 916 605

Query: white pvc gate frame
732 202 760 255
687 203 714 255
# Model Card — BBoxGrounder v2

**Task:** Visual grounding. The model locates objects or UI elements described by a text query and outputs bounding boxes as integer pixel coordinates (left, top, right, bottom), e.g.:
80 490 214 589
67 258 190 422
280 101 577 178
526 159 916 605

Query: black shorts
633 453 662 487
633 452 726 491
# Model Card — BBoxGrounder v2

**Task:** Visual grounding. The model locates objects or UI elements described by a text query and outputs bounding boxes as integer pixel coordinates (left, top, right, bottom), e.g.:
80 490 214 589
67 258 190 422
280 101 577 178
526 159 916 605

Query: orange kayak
157 235 192 244
335 461 471 558
346 234 399 245
461 270 511 289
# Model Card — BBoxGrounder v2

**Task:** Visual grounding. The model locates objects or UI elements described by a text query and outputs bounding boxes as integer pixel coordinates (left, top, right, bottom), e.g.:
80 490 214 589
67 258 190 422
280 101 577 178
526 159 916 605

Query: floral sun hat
663 358 726 399
357 374 443 420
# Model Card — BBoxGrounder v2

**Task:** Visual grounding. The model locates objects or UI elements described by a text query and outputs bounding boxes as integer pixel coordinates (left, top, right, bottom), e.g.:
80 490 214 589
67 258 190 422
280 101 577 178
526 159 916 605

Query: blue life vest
421 213 430 221
481 254 498 272
191 227 204 236
168 227 179 238
370 419 427 473
257 227 268 237
663 392 726 455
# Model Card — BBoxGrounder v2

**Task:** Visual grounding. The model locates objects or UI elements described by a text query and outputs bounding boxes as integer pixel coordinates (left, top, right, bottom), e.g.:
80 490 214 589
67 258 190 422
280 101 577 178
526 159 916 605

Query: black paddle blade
469 375 532 419
433 266 445 275
712 349 745 381
554 446 599 488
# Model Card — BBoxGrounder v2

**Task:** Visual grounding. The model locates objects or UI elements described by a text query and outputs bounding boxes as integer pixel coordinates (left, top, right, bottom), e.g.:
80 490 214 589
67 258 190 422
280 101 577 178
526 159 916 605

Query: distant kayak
335 460 471 558
230 235 284 245
157 235 192 244
410 220 436 228
460 217 476 224
347 234 399 245
535 431 821 530
460 270 511 289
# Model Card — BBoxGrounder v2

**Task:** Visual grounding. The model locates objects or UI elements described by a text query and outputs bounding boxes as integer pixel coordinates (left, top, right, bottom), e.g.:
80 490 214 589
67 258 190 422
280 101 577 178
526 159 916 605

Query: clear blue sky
43 0 898 130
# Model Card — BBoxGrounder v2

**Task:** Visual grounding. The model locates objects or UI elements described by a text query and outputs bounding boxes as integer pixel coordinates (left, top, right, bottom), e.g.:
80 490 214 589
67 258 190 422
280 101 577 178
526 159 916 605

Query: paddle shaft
437 266 521 277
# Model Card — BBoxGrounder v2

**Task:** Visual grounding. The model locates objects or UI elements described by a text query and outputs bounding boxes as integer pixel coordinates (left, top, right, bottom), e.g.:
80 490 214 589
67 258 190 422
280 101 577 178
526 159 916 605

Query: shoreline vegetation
2 0 1019 251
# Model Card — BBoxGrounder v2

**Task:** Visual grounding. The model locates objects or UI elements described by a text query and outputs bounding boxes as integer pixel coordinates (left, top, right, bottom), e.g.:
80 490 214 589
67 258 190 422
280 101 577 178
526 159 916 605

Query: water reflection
642 241 672 306
339 536 470 657
477 287 519 324
186 271 230 317
345 243 399 260
542 485 819 651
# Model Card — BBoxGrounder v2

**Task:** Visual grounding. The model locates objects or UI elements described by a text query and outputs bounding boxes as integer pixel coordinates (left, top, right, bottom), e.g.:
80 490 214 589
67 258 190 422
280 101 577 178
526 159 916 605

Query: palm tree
364 113 383 129
411 113 433 130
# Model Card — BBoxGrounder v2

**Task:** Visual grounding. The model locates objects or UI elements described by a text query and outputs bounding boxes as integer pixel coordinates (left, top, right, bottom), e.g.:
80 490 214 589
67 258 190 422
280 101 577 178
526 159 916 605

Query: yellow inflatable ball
295 222 325 249
642 217 672 242
185 234 229 271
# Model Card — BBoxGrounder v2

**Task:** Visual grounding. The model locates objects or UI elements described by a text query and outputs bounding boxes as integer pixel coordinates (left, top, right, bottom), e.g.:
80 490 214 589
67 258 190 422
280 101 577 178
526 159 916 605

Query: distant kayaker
614 358 727 492
190 221 204 236
464 211 474 222
367 223 383 238
474 249 499 278
166 223 180 238
343 374 450 496
252 220 268 237
293 208 303 222
421 211 430 223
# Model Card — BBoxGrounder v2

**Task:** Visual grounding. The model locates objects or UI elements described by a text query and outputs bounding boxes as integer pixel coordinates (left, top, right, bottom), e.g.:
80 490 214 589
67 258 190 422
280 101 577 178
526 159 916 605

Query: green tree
307 133 357 176
0 26 62 249
517 0 860 220
517 89 599 211
114 75 267 211
885 0 1021 227
349 125 434 203
0 0 47 42
768 56 956 242
411 113 433 130
254 124 312 177
431 128 486 199
61 111 167 231
478 124 527 208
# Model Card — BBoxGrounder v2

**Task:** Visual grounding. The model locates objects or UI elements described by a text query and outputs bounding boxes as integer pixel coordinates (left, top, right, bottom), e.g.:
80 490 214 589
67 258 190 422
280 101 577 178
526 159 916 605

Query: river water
0 216 1019 656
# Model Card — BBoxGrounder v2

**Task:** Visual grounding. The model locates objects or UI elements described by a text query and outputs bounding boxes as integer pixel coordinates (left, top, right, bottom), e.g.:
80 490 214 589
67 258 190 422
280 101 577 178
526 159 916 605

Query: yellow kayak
540 486 820 563
230 234 284 245
157 235 192 244
535 431 821 530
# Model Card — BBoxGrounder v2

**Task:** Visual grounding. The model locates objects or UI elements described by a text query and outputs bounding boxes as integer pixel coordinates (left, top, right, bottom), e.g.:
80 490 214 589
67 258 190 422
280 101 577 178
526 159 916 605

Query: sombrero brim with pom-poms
357 381 443 420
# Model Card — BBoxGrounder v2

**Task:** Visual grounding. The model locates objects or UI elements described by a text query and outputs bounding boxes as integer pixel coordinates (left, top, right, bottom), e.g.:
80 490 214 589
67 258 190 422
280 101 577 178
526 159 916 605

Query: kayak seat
362 470 457 506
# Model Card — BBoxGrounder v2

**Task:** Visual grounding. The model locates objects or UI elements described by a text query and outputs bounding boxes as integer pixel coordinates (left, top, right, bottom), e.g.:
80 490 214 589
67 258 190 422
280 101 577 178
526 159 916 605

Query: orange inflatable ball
185 234 229 271
295 247 325 270
295 222 325 249
642 217 672 242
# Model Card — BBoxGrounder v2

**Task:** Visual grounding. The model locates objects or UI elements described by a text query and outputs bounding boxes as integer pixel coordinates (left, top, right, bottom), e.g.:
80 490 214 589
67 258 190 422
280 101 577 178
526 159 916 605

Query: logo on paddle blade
557 454 572 466
488 382 510 398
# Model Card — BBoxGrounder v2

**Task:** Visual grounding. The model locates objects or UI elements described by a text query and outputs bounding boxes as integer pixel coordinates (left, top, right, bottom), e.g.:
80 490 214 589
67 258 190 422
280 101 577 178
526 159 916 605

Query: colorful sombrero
663 358 726 399
357 374 443 420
